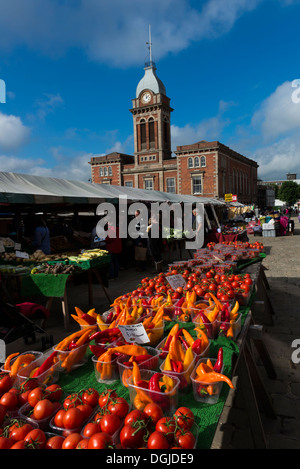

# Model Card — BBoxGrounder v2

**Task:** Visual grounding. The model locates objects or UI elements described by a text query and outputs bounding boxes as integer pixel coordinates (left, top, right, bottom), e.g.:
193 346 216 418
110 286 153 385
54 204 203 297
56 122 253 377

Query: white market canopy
0 171 225 207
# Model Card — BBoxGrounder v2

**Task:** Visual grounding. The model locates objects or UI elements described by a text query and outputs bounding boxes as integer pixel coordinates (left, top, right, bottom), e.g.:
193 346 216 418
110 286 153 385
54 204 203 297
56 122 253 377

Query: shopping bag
135 246 147 261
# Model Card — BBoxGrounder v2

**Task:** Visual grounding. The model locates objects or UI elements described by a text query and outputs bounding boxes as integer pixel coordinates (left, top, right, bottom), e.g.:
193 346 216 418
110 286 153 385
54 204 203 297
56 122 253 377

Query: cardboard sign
166 274 186 291
118 323 150 344
15 251 29 259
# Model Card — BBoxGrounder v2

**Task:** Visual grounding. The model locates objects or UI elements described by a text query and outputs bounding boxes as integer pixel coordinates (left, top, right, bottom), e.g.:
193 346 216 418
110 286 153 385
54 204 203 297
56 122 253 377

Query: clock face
142 92 151 103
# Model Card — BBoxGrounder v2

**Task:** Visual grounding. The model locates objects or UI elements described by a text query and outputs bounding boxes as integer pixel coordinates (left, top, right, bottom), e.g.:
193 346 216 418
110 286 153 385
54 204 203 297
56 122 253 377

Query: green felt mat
57 307 250 449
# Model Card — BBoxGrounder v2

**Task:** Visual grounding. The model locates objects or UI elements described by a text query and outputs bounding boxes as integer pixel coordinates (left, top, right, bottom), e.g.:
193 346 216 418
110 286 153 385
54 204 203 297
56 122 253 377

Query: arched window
100 168 103 177
194 156 200 168
149 117 155 149
201 156 206 167
104 167 108 177
108 166 112 176
140 119 146 150
188 157 193 168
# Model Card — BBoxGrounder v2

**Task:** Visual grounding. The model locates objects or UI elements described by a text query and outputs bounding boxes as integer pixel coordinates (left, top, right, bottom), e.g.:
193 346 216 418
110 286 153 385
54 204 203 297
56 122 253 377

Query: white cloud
0 0 264 67
251 81 300 142
0 112 30 150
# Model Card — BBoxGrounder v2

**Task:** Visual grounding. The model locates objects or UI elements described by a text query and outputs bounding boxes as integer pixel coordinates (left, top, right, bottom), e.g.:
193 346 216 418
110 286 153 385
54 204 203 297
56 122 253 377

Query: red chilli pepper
32 351 58 377
198 311 213 336
191 338 202 355
89 344 107 358
213 347 223 373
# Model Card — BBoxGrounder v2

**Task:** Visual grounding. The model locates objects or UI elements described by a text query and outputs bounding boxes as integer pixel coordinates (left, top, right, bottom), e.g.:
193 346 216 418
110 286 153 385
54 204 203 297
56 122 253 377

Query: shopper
133 209 148 272
32 217 51 255
105 222 122 279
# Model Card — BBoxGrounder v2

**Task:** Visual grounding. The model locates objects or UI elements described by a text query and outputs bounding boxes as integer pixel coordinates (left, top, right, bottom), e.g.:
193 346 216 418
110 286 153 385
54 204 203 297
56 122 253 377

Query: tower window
140 119 146 150
149 117 155 149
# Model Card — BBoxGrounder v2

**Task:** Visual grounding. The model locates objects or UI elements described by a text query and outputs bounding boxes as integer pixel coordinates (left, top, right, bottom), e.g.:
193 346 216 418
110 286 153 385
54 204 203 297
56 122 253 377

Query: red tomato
107 397 129 419
88 432 114 449
63 392 82 410
76 438 89 449
76 404 93 420
18 389 31 407
176 430 195 449
0 403 6 426
120 423 147 449
0 373 13 394
100 413 121 436
54 408 66 428
9 422 34 441
174 407 194 430
81 388 99 408
45 435 65 449
10 440 27 449
27 387 45 407
0 436 14 449
62 407 84 429
143 403 163 425
24 428 47 449
124 409 148 426
155 417 176 442
83 421 101 439
33 398 54 420
61 432 83 449
147 430 169 449
0 391 18 410
98 389 117 408
45 384 63 402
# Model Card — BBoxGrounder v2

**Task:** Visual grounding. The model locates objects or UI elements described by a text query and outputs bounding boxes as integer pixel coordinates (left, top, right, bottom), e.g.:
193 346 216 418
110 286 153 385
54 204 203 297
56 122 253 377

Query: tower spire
146 24 154 66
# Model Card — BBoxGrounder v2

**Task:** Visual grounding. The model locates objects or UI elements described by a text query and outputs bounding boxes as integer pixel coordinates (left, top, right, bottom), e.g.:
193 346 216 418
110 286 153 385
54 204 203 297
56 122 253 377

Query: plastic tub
53 342 89 373
92 354 119 384
216 313 242 340
0 351 43 378
160 354 196 393
16 349 60 387
127 369 180 415
117 346 160 387
191 358 224 404
18 401 62 432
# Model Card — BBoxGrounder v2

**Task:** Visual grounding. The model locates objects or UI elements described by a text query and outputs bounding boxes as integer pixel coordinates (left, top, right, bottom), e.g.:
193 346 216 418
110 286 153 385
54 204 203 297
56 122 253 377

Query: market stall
0 238 275 450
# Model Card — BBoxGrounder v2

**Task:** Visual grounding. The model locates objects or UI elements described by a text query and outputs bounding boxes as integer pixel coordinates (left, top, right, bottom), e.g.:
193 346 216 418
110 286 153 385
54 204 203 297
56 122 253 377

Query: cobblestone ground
212 217 300 449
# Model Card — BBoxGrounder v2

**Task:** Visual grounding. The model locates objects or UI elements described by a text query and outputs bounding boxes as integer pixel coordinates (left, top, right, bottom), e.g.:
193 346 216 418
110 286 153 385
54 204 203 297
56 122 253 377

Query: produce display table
206 229 248 244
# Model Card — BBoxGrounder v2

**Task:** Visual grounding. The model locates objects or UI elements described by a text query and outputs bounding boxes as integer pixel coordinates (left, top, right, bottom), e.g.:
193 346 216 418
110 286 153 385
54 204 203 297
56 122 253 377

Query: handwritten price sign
166 274 186 291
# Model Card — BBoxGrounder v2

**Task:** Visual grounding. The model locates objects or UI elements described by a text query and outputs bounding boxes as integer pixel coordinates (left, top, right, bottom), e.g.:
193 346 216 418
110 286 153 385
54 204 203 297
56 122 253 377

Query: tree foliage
278 181 300 205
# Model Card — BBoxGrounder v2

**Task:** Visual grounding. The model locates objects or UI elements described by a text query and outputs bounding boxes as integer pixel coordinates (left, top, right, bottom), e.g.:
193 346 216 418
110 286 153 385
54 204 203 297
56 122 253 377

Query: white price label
118 323 150 344
14 243 21 250
166 274 186 291
15 251 29 259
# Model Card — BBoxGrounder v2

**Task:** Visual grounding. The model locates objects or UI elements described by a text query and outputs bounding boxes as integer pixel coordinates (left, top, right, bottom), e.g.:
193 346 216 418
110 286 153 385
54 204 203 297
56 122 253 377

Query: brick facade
89 65 258 204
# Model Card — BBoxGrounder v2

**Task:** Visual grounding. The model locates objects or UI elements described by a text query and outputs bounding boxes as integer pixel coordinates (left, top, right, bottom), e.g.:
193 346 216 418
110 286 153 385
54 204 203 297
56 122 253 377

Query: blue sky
0 0 300 183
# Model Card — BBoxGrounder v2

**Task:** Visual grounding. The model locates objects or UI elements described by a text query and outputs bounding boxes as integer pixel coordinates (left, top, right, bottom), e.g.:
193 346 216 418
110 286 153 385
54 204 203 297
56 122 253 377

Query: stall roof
0 171 225 206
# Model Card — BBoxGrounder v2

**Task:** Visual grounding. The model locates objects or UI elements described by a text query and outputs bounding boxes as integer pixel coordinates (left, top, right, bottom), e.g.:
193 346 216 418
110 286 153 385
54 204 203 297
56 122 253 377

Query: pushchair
0 273 54 351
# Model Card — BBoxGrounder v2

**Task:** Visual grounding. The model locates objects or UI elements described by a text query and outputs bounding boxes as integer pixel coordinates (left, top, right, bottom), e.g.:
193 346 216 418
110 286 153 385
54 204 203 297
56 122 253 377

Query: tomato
143 403 163 425
54 408 66 428
0 436 14 449
76 404 93 420
76 438 89 449
24 428 47 449
88 432 114 449
62 407 84 429
0 391 18 410
100 413 121 436
120 423 147 449
174 407 194 430
33 398 54 420
147 430 169 449
0 403 6 425
0 373 13 394
83 421 101 438
176 429 195 449
61 432 83 449
98 389 117 408
18 389 31 407
19 378 39 392
45 384 63 402
124 409 148 426
27 387 45 407
63 392 82 410
9 422 34 441
155 417 176 442
10 440 27 449
45 435 65 449
107 397 129 419
81 388 99 408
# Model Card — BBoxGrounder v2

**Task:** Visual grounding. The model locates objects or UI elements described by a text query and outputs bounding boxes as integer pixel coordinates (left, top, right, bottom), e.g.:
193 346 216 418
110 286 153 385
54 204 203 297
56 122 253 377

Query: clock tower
130 30 173 168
